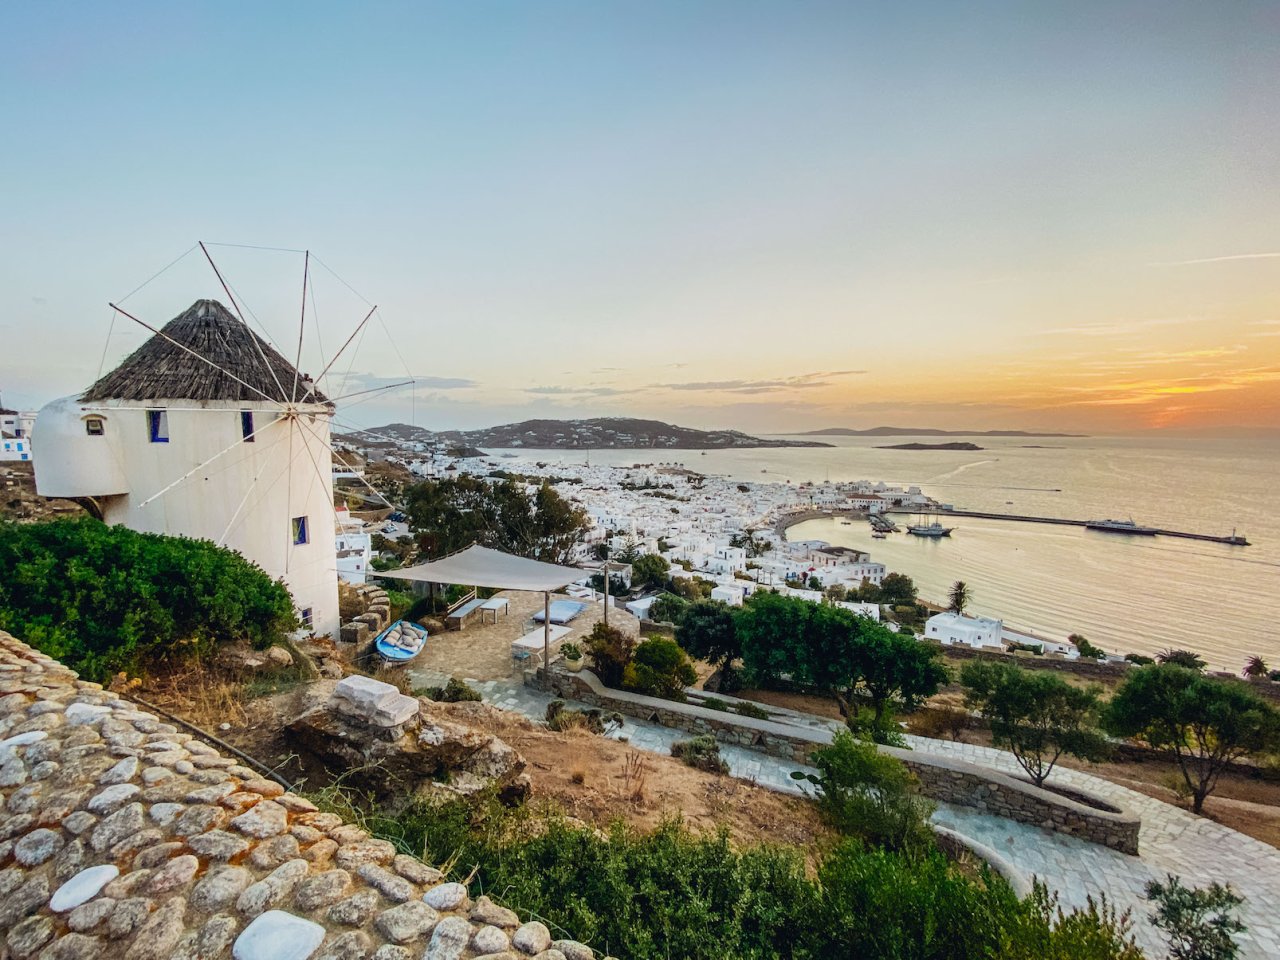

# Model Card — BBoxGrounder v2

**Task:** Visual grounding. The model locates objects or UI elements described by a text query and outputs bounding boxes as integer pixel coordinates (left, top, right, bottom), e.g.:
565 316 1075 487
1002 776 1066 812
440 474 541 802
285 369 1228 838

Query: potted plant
561 641 584 673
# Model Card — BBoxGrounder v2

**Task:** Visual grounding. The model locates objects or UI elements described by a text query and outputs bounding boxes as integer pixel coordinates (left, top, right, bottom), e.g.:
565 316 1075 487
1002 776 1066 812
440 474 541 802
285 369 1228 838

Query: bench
445 597 487 631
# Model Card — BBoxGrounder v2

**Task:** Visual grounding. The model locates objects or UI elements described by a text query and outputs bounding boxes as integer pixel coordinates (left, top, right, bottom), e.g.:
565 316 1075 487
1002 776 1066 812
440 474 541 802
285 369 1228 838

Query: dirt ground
739 685 1280 849
406 590 640 683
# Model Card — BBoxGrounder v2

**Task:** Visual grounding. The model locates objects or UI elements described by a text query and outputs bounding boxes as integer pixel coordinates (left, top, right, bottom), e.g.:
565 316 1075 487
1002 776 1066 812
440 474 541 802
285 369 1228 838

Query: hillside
343 418 834 449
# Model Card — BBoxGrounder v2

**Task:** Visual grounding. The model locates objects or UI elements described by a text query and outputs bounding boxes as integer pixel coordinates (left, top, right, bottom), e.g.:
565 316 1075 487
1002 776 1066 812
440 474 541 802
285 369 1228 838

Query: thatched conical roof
81 299 328 404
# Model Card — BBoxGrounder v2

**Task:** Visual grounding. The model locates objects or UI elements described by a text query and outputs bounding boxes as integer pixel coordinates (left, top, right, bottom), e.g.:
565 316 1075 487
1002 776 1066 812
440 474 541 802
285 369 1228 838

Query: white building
925 612 1004 649
710 583 747 606
33 299 341 637
334 506 373 585
1 407 35 462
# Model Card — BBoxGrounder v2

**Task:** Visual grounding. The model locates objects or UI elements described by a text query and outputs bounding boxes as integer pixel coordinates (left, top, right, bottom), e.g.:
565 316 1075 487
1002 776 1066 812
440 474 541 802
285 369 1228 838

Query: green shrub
794 730 934 852
0 518 298 680
647 592 689 625
545 699 623 735
671 735 729 774
330 790 1142 960
1146 874 1246 960
584 622 637 687
733 700 771 721
422 677 482 703
622 636 697 700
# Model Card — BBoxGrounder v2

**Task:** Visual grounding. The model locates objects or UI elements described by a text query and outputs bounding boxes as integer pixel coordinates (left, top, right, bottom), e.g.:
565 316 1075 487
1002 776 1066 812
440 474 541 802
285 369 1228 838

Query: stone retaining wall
0 630 604 960
535 665 1140 854
338 584 391 647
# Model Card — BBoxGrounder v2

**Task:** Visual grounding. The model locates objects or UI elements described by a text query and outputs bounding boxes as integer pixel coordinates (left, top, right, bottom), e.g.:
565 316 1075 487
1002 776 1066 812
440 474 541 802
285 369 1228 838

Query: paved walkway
437 672 1280 959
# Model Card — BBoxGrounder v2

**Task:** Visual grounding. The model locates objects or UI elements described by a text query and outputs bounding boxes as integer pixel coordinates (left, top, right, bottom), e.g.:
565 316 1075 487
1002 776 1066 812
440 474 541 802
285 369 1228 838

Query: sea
490 435 1280 671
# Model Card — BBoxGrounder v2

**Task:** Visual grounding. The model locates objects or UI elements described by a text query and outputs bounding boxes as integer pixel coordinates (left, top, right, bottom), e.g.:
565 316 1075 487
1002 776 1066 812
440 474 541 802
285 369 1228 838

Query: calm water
495 436 1280 670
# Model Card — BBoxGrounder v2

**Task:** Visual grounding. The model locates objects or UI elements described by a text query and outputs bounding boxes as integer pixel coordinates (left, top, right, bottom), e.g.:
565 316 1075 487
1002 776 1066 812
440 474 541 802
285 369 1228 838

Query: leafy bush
622 636 697 700
647 592 689 625
793 730 934 852
584 622 637 687
1125 653 1156 666
671 735 729 774
545 700 623 735
1146 874 1246 960
333 790 1141 960
422 677 482 703
0 518 298 680
560 641 583 662
733 700 771 721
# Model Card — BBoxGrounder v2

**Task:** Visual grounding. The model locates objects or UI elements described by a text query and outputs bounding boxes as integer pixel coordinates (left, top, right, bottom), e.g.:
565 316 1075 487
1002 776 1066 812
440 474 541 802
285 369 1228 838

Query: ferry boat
1084 518 1158 536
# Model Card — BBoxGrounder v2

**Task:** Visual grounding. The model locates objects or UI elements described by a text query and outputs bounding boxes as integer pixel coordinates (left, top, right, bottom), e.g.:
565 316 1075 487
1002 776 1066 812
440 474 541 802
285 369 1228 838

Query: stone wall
338 583 391 648
0 630 603 960
535 665 1140 855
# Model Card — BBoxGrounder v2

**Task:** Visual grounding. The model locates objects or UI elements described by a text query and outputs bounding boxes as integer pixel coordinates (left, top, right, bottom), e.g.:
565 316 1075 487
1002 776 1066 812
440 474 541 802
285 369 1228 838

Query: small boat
373 620 429 664
1085 518 1157 536
872 531 887 539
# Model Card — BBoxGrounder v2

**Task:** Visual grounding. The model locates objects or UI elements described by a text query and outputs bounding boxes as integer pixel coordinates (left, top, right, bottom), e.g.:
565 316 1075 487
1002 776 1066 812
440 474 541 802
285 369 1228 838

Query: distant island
342 418 834 450
799 426 1085 437
876 441 984 451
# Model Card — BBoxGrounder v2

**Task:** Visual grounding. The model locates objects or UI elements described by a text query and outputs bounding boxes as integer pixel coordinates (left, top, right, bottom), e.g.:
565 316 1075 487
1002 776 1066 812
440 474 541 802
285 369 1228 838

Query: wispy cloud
524 384 640 398
660 370 866 394
1040 316 1207 338
342 372 477 391
1151 252 1280 267
1055 367 1280 407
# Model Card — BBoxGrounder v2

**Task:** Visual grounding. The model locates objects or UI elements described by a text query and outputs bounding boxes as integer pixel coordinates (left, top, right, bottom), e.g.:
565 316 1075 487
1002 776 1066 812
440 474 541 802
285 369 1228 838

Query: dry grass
132 657 250 729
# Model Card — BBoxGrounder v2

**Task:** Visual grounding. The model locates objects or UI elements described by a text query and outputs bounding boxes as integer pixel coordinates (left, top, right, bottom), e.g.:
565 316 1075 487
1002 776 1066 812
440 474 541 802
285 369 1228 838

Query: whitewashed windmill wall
34 299 343 638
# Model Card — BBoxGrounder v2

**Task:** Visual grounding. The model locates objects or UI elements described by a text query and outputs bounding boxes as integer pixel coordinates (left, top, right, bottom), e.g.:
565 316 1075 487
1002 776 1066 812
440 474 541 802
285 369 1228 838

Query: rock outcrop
286 677 530 803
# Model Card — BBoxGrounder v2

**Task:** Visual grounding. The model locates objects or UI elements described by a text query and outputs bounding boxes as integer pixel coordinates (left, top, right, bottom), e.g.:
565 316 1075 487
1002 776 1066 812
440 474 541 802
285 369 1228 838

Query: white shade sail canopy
379 544 586 592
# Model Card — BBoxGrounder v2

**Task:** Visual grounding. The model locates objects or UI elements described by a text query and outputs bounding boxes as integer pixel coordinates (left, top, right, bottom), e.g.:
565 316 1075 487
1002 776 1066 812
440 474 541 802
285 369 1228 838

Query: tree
1146 875 1246 960
612 535 643 565
1157 649 1207 671
1242 656 1268 679
675 601 740 673
647 593 689 626
961 661 1109 787
630 553 670 592
807 575 823 591
623 637 698 700
878 573 917 607
405 475 589 564
1104 665 1280 813
791 730 934 852
857 627 950 730
824 584 848 603
0 518 297 680
948 580 971 615
583 622 637 687
1070 634 1107 660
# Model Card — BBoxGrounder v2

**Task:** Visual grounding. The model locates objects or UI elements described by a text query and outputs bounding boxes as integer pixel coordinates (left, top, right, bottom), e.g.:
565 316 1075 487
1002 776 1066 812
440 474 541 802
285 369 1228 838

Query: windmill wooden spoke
325 380 415 404
218 442 294 547
330 419 415 447
106 303 282 406
199 242 290 403
296 305 377 406
292 251 310 402
293 416 345 533
136 416 282 509
299 416 390 508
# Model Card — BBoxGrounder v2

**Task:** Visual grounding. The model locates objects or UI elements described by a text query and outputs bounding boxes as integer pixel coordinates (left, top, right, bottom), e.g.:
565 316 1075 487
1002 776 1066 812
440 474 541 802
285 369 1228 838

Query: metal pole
543 590 551 690
603 562 609 627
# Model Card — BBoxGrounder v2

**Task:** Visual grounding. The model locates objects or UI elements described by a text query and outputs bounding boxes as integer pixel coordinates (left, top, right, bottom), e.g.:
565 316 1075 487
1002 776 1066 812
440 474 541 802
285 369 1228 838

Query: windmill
33 243 414 638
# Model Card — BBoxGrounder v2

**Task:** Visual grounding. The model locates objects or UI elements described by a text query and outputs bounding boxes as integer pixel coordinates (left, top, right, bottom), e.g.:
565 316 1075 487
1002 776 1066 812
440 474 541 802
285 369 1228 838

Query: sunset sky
2 2 1278 435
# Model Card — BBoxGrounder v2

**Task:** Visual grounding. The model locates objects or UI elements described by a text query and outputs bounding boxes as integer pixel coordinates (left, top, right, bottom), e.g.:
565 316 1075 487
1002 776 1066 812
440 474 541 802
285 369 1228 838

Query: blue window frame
300 607 314 628
147 409 169 443
292 516 309 545
241 410 255 442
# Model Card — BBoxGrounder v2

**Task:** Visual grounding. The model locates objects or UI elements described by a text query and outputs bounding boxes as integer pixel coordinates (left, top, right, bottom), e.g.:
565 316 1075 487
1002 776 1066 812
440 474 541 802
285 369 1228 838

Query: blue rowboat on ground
374 619 429 664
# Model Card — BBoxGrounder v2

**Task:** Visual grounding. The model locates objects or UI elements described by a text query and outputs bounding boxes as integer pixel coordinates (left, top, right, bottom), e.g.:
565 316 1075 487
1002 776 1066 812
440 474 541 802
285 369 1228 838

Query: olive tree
1104 665 1280 813
961 661 1109 787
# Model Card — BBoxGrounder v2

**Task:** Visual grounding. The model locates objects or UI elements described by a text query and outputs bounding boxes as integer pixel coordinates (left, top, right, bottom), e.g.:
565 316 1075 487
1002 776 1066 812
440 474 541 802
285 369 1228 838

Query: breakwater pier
891 509 1251 546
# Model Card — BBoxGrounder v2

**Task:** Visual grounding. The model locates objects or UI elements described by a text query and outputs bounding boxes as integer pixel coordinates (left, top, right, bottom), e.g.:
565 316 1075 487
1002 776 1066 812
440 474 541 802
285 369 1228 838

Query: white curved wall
34 396 339 638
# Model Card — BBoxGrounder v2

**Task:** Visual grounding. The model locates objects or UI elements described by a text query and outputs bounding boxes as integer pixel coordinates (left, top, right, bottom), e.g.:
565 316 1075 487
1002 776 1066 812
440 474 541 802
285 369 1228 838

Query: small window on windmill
241 411 255 442
300 607 314 628
147 410 169 443
85 418 105 437
292 516 309 545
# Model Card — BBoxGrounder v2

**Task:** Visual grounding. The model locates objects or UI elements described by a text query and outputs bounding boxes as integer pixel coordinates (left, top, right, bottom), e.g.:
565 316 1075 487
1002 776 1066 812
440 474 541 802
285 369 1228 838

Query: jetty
892 509 1250 546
